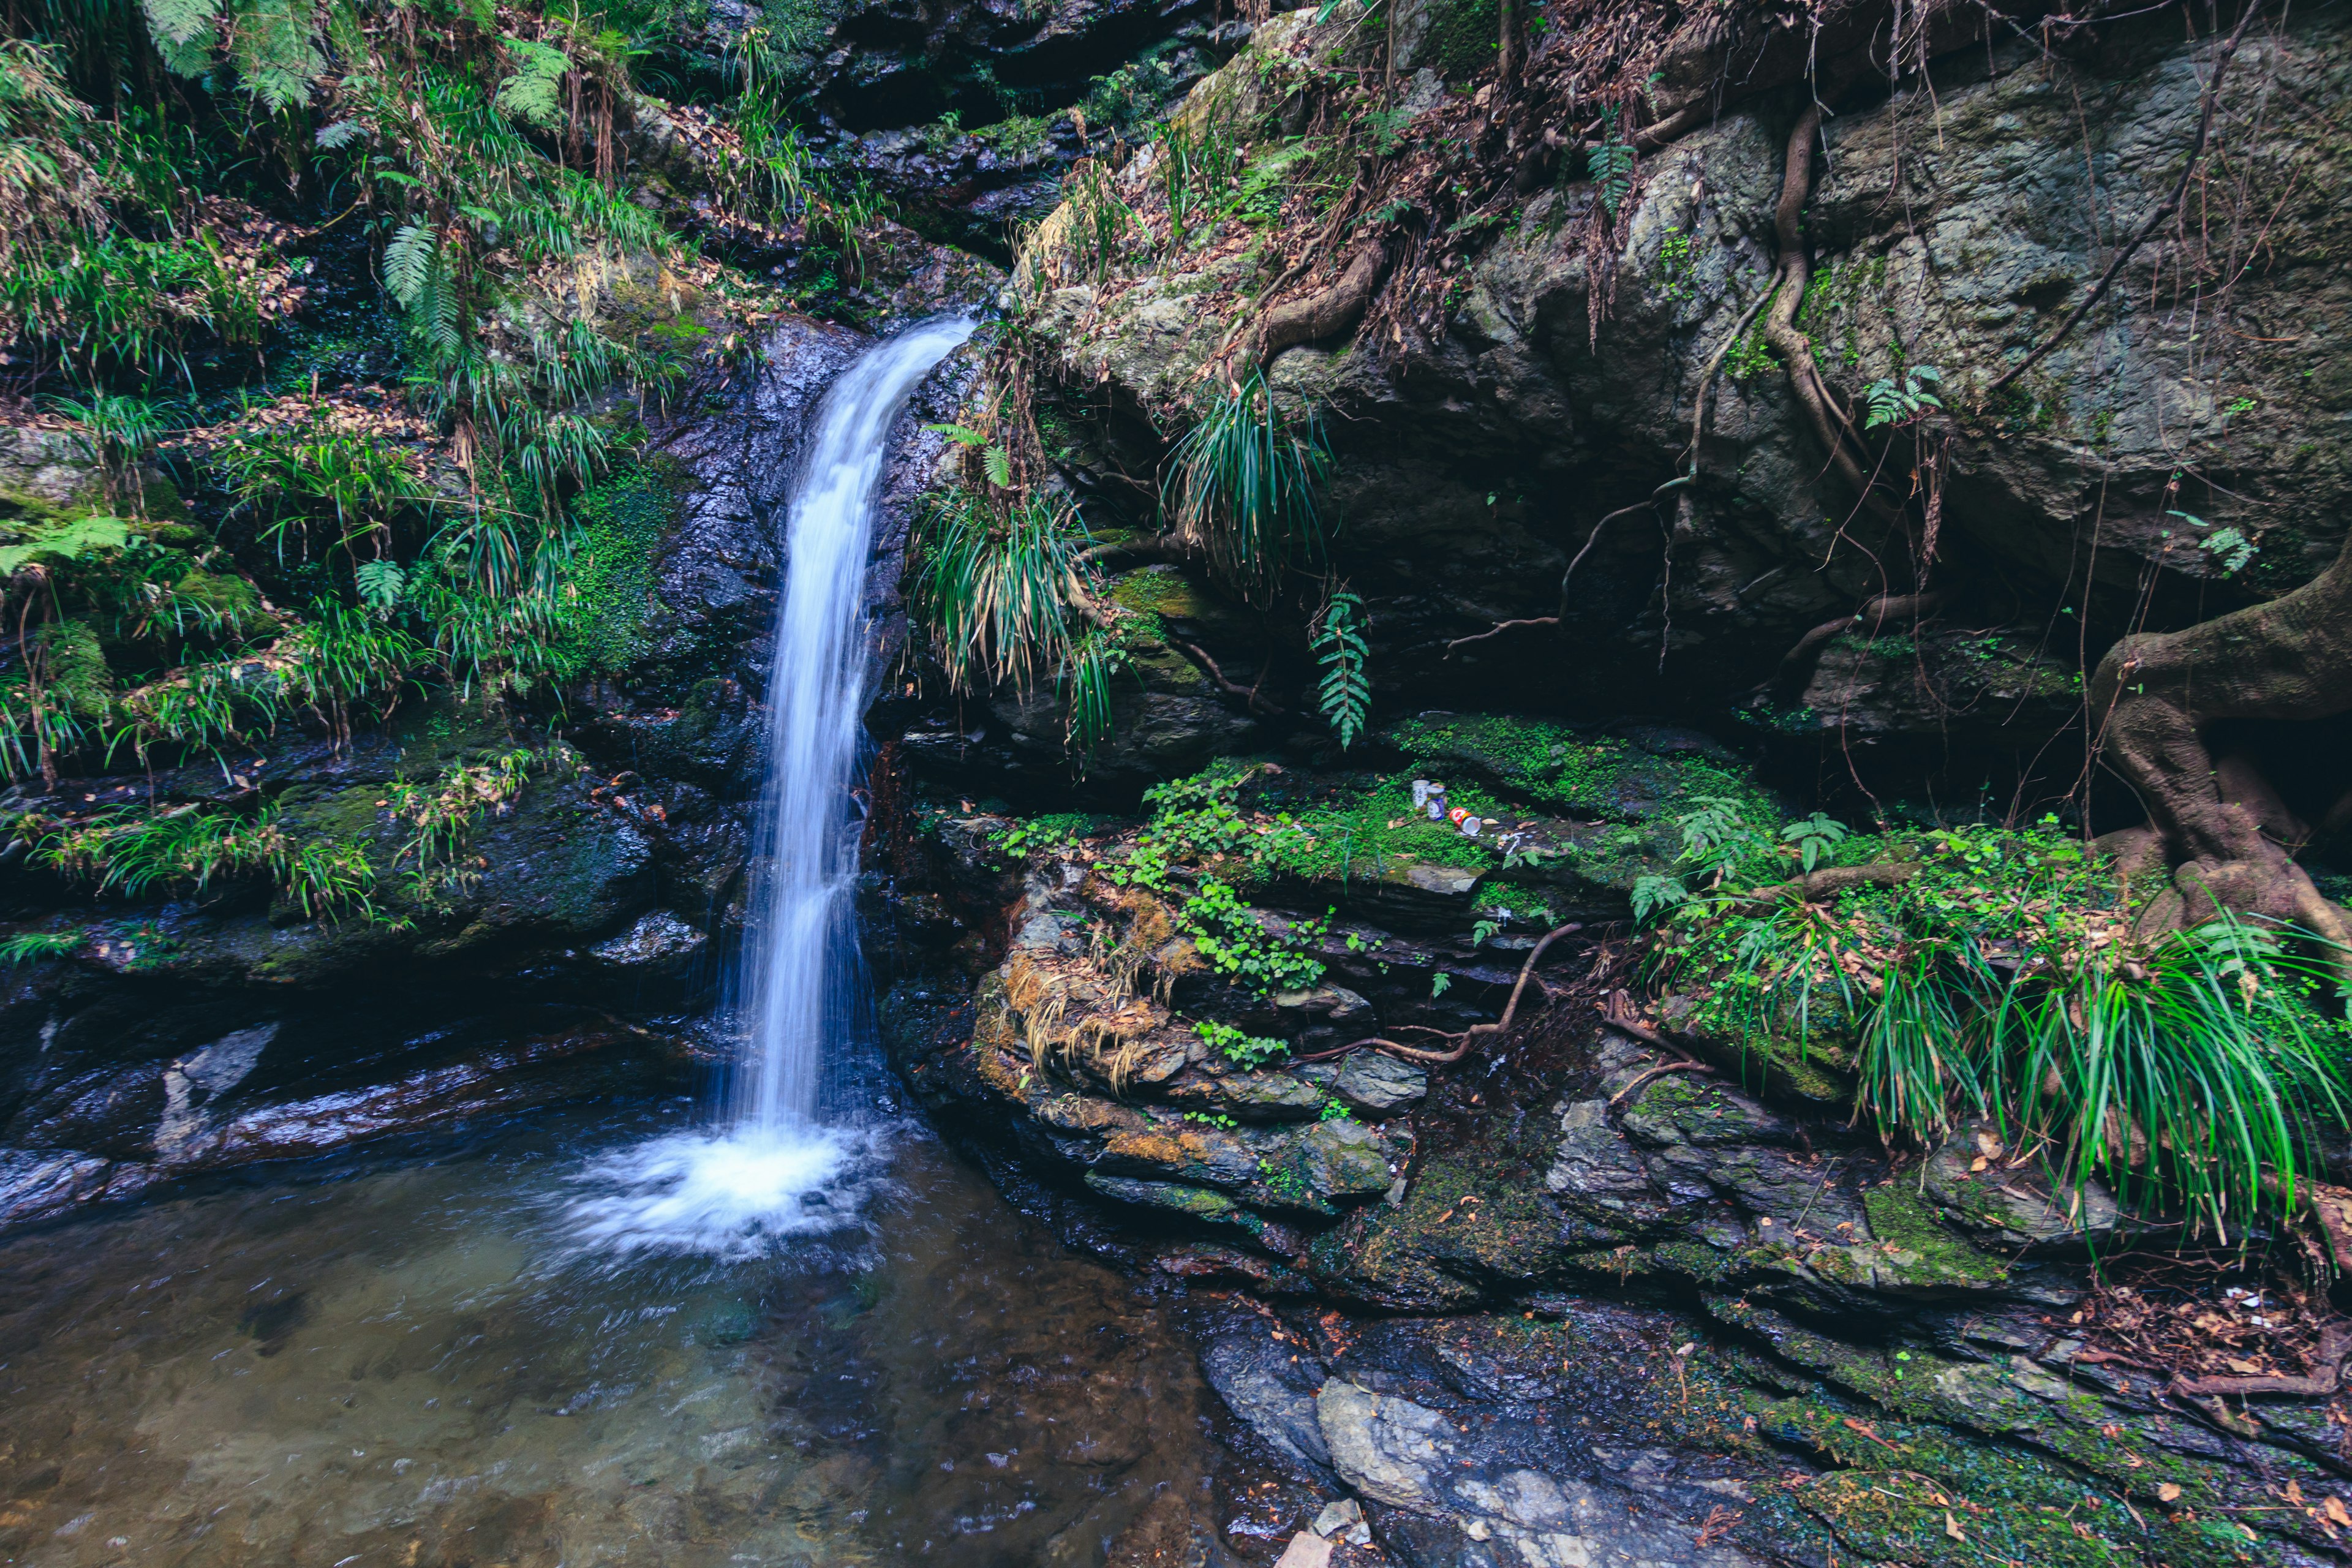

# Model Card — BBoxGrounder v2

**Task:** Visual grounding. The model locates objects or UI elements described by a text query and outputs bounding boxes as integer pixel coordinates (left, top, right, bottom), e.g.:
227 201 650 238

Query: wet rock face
1011 3 2352 787
0 1005 676 1227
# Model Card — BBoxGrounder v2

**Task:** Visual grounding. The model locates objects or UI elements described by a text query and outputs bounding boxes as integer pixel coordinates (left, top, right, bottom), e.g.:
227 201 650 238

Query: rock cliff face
994 0 2352 801
840 4 2352 1562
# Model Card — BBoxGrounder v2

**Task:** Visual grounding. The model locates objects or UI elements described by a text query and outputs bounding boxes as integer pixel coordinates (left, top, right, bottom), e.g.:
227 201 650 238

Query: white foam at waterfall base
559 1123 889 1261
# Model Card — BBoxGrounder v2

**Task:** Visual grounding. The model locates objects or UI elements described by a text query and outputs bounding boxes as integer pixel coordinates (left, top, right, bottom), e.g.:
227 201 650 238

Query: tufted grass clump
1648 807 2352 1231
910 485 1093 697
1161 371 1331 602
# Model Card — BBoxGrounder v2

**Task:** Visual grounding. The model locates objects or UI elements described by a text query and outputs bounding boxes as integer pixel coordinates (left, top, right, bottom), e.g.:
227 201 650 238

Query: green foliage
1160 116 1243 245
1649 812 2352 1229
1311 590 1370 749
29 801 380 919
386 748 535 903
911 485 1091 696
1184 876 1327 993
561 465 676 674
1586 106 1635 221
1194 1017 1289 1068
0 929 81 963
1161 371 1332 602
2169 510 2260 577
1861 365 1943 429
1653 228 1694 305
1080 55 1182 131
213 410 432 560
46 393 173 509
494 36 573 130
994 813 1096 858
0 516 129 577
1063 157 1134 282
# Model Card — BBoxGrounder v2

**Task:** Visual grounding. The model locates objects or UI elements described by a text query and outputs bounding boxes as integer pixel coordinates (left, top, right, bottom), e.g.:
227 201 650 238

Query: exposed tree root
1250 241 1390 369
1762 105 1900 527
1305 922 1582 1065
2171 1324 2349 1400
1771 591 1945 695
1170 637 1285 715
1442 477 1691 657
2089 531 2352 977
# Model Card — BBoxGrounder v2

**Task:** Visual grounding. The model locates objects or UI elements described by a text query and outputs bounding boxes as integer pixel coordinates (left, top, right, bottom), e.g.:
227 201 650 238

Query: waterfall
562 317 970 1257
730 315 975 1131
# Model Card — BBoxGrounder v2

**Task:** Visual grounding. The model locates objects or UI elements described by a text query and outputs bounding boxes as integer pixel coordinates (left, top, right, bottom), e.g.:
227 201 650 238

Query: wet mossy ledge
870 715 2352 1566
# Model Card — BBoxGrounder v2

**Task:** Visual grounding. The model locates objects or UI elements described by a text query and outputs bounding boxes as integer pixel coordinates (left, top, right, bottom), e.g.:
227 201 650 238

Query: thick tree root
2090 532 2352 975
2170 1324 2349 1400
1761 106 1895 524
1251 242 1389 368
1771 591 1944 695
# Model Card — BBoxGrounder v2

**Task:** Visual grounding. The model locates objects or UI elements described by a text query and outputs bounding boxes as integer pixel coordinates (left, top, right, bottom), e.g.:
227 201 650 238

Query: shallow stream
0 1102 1222 1568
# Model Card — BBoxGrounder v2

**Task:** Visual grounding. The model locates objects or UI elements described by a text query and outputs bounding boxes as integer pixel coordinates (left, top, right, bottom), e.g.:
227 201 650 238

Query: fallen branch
1979 0 2263 406
1305 922 1582 1065
2169 1325 2350 1400
1170 638 1286 716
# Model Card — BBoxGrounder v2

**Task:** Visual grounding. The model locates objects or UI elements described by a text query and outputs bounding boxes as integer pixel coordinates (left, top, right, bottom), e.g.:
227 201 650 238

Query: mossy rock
1381 712 1771 826
1860 1183 2011 1291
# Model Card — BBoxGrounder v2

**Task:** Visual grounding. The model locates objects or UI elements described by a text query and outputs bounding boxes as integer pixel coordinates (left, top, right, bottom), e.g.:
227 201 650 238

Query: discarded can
1459 816 1482 838
1411 779 1433 809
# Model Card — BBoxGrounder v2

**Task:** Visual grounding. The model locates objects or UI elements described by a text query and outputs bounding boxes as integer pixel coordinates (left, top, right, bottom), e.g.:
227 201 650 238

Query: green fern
225 0 325 111
1311 590 1370 749
1587 107 1635 221
494 38 570 131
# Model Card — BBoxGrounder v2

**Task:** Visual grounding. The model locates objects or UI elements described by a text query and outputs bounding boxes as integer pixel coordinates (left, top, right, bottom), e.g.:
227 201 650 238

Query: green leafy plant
0 929 81 963
1862 365 1944 429
1781 811 1849 873
1649 820 2352 1230
1161 371 1332 602
2169 510 2260 577
1160 116 1242 244
1184 878 1327 993
1064 157 1133 281
910 486 1093 696
1586 105 1635 221
1311 590 1370 749
1194 1017 1289 1069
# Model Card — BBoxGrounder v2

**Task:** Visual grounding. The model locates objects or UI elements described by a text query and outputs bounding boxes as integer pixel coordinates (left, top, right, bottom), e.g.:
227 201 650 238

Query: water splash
566 316 971 1255
560 1123 891 1262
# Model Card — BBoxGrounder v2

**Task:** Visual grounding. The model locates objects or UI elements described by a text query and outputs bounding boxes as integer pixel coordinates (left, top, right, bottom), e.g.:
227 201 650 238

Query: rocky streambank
859 726 2352 1567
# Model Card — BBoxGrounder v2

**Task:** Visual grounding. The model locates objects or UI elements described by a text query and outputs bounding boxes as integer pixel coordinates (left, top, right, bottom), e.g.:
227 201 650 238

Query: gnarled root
2091 533 2352 982
1761 106 1902 527
1771 591 1944 696
1251 242 1390 368
1306 922 1581 1066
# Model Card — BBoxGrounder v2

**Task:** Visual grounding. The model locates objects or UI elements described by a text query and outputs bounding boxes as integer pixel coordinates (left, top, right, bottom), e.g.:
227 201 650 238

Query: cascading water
729 315 975 1131
565 316 973 1256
